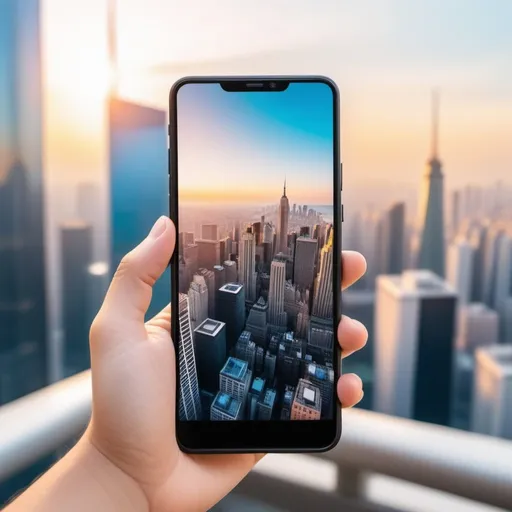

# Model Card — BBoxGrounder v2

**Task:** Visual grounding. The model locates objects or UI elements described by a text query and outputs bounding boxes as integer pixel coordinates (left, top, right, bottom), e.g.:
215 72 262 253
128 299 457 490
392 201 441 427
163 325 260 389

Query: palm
90 306 257 511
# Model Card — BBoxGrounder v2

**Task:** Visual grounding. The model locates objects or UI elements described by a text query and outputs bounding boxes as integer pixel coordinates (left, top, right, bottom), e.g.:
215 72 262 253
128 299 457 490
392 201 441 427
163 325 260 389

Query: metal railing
1 372 512 510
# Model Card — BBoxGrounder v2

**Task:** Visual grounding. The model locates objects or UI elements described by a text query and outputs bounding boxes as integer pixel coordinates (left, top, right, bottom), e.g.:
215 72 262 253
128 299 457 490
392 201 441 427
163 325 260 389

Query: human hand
85 216 367 512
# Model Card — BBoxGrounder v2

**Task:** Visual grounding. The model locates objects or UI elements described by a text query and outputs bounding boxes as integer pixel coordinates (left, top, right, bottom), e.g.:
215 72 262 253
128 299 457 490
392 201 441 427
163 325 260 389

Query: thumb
96 216 175 333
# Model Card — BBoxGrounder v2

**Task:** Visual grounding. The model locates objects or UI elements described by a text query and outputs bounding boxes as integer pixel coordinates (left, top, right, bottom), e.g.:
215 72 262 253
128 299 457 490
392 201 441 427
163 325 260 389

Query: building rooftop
251 377 265 394
195 318 225 337
294 378 321 409
219 283 243 294
307 363 334 383
221 357 248 381
260 388 277 407
212 392 241 417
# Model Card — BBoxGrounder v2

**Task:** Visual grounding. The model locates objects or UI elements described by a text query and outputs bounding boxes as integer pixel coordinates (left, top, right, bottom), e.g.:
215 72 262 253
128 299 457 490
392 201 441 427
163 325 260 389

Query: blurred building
194 318 226 394
223 260 237 283
472 345 512 439
0 0 47 405
187 275 208 332
374 270 457 426
245 297 268 347
108 98 168 319
291 379 321 420
418 92 445 278
217 283 245 350
446 238 473 304
457 303 499 353
178 294 202 421
60 222 93 376
196 239 220 270
381 202 406 275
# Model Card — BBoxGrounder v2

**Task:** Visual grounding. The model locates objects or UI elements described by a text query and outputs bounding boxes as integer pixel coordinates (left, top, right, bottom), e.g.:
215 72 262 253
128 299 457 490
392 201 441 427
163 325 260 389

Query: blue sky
177 82 334 204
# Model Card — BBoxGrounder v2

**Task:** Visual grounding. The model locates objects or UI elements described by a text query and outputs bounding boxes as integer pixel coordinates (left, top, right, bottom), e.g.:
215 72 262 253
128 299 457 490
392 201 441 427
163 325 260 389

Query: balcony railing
1 372 512 511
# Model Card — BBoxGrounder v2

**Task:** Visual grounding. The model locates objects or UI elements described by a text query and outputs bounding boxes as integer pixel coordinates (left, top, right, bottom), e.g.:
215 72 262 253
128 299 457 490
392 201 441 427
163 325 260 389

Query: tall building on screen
293 237 318 289
194 318 227 394
187 275 208 331
276 180 290 254
374 270 457 426
217 283 245 350
239 231 257 302
268 258 288 328
220 357 252 413
312 231 333 318
211 392 242 421
178 294 202 421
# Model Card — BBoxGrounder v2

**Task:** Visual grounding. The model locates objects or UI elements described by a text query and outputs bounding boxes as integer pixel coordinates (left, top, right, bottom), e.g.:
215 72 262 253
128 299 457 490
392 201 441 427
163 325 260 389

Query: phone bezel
169 76 342 453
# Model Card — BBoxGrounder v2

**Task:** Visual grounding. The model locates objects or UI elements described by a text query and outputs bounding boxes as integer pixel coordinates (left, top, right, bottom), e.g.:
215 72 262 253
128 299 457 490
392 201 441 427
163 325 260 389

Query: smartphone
169 76 341 453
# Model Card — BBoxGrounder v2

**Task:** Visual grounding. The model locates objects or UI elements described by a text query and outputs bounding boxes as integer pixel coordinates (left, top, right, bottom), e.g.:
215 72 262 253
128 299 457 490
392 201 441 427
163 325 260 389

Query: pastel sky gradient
177 82 334 204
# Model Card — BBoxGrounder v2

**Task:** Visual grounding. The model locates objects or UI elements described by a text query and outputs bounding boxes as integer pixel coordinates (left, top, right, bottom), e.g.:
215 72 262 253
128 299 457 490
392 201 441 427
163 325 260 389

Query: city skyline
178 180 335 421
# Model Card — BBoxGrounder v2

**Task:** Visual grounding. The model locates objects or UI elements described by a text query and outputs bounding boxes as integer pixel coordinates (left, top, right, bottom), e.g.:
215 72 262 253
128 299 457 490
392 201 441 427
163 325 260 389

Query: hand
85 216 367 511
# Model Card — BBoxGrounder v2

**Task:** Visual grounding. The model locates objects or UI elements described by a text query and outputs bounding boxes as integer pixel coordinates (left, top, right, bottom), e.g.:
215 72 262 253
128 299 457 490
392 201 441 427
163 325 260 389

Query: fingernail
148 216 168 239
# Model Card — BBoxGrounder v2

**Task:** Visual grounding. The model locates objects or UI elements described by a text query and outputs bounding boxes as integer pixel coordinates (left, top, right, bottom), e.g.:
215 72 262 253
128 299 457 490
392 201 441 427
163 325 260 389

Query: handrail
1 372 512 510
0 372 91 482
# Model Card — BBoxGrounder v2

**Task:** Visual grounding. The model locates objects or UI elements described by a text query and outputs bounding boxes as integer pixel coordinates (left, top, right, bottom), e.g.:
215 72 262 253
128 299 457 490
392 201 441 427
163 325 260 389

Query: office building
252 221 262 245
299 226 310 237
451 190 460 236
183 244 199 277
247 377 265 420
211 392 242 421
257 388 277 420
312 231 334 318
268 258 288 327
194 318 227 394
187 275 208 332
309 316 334 362
305 363 334 418
198 268 215 318
201 224 218 241
178 294 202 421
472 345 512 439
263 352 276 381
223 260 237 283
219 237 230 262
235 331 256 371
109 97 168 318
457 303 499 353
220 357 252 411
468 223 488 302
255 346 265 374
0 0 47 405
245 297 268 347
196 239 220 270
447 238 474 304
293 237 318 290
239 232 257 302
284 282 309 326
277 338 303 386
280 385 295 420
200 390 215 419
418 92 445 277
291 379 322 420
263 222 273 244
217 283 245 350
276 180 290 254
374 270 457 426
60 222 93 376
232 221 241 244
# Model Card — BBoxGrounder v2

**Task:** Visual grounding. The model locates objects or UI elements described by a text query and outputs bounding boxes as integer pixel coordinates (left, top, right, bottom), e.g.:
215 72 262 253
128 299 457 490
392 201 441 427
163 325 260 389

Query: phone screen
175 81 336 422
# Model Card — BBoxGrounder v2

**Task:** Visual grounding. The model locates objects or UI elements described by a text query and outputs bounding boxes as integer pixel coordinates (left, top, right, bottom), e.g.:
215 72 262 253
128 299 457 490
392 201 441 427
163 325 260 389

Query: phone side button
342 204 344 222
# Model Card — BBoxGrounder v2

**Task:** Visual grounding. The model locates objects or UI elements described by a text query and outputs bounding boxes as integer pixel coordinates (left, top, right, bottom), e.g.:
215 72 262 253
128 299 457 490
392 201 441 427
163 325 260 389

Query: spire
283 176 287 197
431 89 439 159
107 0 118 95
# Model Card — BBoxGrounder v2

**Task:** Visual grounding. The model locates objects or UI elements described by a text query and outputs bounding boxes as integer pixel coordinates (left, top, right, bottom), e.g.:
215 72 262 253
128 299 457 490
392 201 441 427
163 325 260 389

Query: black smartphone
169 76 341 453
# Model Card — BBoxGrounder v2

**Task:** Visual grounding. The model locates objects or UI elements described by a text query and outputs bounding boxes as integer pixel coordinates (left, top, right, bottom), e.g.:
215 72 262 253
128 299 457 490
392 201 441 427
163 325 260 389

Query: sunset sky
177 82 334 205
43 0 512 201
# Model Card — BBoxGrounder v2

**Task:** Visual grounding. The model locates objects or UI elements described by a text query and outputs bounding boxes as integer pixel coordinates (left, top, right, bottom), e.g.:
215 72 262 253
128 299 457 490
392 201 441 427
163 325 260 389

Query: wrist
77 433 150 512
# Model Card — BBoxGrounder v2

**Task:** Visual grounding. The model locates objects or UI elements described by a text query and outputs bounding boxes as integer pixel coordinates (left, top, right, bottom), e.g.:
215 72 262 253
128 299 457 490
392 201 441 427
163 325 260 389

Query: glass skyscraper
108 98 169 319
0 0 47 405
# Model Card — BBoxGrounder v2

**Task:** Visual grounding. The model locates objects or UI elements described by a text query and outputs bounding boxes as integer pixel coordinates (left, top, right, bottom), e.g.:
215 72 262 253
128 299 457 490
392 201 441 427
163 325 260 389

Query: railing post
337 464 365 499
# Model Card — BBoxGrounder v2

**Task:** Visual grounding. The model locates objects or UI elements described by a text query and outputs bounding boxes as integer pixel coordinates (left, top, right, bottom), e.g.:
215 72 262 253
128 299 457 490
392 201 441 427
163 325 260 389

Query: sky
177 82 334 204
42 0 512 203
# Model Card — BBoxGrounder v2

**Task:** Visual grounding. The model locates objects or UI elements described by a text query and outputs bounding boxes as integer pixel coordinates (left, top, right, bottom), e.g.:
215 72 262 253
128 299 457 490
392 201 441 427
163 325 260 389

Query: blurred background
1 0 512 510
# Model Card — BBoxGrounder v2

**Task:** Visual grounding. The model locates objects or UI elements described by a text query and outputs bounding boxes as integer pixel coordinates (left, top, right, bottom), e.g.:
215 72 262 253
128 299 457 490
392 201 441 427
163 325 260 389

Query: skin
7 216 367 512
